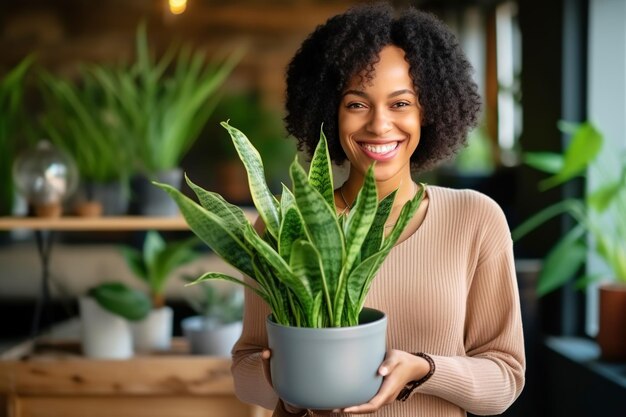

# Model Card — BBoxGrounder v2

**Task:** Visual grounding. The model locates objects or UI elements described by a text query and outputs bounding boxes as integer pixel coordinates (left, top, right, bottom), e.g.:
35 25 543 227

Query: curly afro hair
284 3 481 172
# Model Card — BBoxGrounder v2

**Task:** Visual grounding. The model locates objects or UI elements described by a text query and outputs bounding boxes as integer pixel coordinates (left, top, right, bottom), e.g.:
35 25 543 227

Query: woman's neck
340 168 415 209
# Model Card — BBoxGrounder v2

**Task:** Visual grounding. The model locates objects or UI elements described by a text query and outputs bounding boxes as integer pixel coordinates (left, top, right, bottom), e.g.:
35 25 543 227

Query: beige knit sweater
231 186 526 417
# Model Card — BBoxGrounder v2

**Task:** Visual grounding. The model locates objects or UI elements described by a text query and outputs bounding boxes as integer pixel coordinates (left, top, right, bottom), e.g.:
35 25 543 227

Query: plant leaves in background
88 282 151 321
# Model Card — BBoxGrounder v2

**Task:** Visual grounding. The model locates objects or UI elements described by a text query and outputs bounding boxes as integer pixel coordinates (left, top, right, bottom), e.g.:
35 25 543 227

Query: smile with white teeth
360 142 398 154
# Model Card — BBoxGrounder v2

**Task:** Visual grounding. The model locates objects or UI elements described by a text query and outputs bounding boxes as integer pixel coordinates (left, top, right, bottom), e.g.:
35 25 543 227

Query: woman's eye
346 102 366 109
392 101 410 108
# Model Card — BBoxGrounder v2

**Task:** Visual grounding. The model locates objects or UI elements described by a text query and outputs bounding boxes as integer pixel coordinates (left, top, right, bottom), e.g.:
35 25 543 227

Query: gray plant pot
135 168 182 217
266 308 387 410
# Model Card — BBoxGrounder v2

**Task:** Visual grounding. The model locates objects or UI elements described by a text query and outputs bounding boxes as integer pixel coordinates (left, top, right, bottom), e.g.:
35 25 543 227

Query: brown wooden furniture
0 337 272 417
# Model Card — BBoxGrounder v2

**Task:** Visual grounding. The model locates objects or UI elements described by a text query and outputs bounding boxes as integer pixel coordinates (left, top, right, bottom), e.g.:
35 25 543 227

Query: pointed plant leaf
290 159 344 302
221 121 280 238
308 128 334 208
524 152 563 175
289 239 331 319
278 206 304 260
119 247 148 283
587 180 622 212
361 190 396 260
185 173 248 228
188 271 269 303
153 181 255 277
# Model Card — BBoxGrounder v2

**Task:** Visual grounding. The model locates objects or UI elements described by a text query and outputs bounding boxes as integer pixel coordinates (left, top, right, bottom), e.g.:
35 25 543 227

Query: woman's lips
358 141 401 161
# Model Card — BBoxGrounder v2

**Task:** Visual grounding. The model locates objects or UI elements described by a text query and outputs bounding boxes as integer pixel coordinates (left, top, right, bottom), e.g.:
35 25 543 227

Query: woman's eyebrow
342 89 417 98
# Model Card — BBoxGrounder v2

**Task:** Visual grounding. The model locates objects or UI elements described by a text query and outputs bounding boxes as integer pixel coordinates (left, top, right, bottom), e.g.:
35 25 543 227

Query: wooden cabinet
0 337 271 417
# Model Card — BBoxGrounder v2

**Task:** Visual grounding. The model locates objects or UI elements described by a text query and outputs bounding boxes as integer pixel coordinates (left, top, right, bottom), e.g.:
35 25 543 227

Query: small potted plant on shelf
181 278 244 356
155 122 424 409
80 281 151 359
513 121 626 360
120 230 201 351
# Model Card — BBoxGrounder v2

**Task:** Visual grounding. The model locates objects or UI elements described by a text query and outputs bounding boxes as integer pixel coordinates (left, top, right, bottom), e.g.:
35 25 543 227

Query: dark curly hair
284 3 481 172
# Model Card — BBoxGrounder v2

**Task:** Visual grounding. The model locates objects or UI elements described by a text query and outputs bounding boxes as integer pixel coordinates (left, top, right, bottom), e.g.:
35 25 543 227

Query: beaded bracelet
396 352 436 402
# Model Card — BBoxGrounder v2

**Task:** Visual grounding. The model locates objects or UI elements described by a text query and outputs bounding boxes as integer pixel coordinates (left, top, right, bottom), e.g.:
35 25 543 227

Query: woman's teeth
361 142 398 154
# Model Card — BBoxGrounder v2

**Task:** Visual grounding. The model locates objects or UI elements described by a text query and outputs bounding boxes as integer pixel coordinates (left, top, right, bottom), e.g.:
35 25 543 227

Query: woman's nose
366 108 393 136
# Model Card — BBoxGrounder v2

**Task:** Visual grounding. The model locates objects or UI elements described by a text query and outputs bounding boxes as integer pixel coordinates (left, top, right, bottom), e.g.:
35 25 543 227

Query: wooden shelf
0 216 189 231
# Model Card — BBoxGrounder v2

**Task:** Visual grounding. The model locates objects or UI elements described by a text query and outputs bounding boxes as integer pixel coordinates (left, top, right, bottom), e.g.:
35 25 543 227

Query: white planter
181 316 243 356
79 296 133 359
131 306 173 352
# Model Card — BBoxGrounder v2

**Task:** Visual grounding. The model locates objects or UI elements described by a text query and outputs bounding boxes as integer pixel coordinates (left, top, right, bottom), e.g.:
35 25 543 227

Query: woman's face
338 45 421 185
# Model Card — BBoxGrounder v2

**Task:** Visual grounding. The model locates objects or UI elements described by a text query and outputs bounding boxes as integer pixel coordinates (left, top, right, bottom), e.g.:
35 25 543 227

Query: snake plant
155 122 424 327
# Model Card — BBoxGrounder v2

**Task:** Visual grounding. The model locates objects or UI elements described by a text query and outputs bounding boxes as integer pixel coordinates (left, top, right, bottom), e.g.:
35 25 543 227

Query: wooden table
0 335 271 417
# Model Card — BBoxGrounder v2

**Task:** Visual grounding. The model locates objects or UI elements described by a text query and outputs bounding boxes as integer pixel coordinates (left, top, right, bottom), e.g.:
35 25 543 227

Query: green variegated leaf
344 165 378 274
188 271 269 302
346 251 385 308
289 239 331 320
278 207 304 260
243 224 313 316
185 173 248 227
153 181 255 277
308 128 334 208
221 121 280 238
280 183 295 214
361 190 396 260
382 184 425 251
290 159 344 301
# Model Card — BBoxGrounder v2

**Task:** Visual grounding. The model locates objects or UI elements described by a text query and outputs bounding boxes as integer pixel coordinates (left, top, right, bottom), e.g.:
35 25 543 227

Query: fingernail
332 409 340 413
379 366 388 375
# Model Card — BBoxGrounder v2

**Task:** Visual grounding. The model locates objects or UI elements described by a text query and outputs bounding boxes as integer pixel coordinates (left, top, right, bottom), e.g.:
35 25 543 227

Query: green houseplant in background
513 121 626 360
120 230 200 351
156 122 424 409
39 67 135 216
0 56 34 218
93 23 243 216
181 278 244 355
79 282 151 359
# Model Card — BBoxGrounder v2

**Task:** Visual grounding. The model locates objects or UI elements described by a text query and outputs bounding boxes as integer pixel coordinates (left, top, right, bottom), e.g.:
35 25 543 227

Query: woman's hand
341 349 431 414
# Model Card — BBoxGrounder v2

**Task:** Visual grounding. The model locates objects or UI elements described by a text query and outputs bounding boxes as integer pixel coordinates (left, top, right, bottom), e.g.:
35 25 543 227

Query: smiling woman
232 3 525 417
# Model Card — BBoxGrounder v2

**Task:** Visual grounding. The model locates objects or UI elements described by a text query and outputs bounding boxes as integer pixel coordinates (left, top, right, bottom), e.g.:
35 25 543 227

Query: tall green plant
0 56 34 215
155 122 424 328
93 23 244 174
513 122 626 296
39 67 134 187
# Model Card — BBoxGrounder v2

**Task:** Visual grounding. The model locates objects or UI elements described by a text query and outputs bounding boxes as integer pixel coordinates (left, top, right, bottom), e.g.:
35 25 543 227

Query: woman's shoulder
428 185 504 216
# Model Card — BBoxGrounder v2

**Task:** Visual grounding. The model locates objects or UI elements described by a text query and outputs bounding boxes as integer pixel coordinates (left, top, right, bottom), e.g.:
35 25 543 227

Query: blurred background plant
38 66 135 214
0 56 35 217
513 122 626 295
183 277 244 325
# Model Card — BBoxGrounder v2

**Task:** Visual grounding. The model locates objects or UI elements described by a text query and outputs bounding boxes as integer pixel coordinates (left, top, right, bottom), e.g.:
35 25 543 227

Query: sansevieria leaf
154 181 255 277
308 128 334 209
221 121 280 238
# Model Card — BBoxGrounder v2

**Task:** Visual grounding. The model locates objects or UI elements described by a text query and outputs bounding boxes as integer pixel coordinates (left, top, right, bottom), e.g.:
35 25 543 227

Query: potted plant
155 122 424 409
38 67 135 216
79 282 151 359
513 121 626 360
0 56 34 218
181 279 244 356
120 230 201 351
93 23 243 216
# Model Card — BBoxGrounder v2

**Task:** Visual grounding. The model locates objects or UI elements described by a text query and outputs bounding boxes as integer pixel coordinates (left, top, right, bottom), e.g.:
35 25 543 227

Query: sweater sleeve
231 275 278 411
415 240 526 415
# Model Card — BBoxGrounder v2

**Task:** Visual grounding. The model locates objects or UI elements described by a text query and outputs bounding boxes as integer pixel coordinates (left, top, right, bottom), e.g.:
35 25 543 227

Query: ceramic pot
597 283 626 361
266 308 387 410
181 316 243 356
133 169 182 217
79 296 133 359
131 306 173 352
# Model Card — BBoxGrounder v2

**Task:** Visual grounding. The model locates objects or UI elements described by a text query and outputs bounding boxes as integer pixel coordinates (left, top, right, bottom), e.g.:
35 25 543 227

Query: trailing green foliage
156 122 424 328
88 282 151 321
513 122 626 296
0 56 35 215
120 230 201 307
